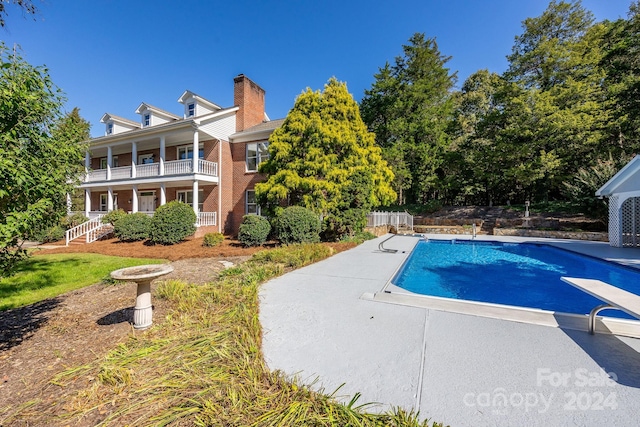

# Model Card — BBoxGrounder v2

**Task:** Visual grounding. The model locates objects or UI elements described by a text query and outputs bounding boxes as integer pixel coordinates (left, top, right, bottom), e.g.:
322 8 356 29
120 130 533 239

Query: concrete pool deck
259 234 640 426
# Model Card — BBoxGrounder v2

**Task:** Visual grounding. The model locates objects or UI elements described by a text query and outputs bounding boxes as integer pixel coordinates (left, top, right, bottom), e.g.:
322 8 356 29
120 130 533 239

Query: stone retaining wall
365 225 394 237
413 225 479 235
493 228 609 242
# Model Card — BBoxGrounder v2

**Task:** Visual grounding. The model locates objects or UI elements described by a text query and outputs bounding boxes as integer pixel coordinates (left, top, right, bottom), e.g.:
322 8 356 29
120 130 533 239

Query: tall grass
0 254 165 311
3 243 443 426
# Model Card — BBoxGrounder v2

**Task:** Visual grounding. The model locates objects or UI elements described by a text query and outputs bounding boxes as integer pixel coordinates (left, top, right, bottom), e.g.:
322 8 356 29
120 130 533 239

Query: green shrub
341 230 376 244
238 215 271 247
34 225 65 243
102 208 127 226
149 201 196 245
113 213 152 242
60 213 89 230
203 232 225 247
275 206 321 244
251 243 333 268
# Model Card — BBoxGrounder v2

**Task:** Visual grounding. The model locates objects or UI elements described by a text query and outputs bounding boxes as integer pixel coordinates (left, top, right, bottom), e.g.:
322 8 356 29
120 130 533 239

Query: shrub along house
75 74 283 241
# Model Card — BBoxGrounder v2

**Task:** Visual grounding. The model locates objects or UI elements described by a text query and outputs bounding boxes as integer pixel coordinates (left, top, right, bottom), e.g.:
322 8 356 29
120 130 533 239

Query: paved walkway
259 234 640 427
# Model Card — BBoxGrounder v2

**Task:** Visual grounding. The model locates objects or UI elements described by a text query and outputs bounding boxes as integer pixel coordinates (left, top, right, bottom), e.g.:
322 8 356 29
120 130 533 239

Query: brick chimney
234 74 266 132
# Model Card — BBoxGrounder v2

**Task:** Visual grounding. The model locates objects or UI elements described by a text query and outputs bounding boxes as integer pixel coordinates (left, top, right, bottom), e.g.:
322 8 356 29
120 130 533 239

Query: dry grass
2 243 443 426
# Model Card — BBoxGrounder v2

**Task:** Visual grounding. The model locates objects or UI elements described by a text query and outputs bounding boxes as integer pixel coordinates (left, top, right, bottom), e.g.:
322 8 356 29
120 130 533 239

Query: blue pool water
393 240 640 319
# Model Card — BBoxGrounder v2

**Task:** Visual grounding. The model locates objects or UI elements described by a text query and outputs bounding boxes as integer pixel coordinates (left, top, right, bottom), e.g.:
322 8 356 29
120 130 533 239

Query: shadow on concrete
0 298 62 352
97 307 134 326
560 327 640 388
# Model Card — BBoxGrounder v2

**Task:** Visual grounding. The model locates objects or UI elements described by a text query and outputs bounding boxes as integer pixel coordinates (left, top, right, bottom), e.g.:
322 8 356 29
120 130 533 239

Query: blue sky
2 0 633 137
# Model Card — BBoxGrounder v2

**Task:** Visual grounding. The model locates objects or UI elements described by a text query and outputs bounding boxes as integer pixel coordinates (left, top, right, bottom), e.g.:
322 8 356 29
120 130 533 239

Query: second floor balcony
84 158 218 183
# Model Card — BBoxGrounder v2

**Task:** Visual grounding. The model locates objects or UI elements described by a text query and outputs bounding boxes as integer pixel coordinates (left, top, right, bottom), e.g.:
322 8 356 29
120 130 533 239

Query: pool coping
365 234 640 338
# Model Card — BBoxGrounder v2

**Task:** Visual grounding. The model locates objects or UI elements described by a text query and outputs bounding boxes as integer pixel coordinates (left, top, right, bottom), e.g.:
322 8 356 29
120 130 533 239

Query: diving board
561 277 640 335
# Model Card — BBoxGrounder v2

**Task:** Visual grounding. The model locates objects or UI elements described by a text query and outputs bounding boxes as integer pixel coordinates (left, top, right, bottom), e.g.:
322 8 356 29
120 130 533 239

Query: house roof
237 118 285 134
134 103 181 120
229 118 284 143
177 90 222 111
100 113 140 128
596 155 640 197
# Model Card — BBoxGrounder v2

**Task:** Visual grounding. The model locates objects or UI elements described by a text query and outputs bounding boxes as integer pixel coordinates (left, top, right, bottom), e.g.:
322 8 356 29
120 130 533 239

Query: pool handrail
378 234 398 253
561 276 640 334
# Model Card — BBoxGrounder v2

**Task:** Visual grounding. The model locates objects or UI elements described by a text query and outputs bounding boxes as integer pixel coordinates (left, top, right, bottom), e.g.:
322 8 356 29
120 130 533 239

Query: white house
75 74 282 240
596 155 640 247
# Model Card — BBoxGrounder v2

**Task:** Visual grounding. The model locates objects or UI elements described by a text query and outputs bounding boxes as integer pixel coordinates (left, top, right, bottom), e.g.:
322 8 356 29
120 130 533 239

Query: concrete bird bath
110 264 174 330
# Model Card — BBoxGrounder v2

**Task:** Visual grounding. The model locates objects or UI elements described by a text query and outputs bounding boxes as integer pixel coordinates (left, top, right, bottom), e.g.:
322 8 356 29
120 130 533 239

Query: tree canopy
362 1 638 214
255 77 395 239
0 44 89 275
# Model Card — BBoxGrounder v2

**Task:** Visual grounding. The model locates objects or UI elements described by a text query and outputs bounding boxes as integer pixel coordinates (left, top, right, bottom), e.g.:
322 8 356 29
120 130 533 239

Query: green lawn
0 253 166 311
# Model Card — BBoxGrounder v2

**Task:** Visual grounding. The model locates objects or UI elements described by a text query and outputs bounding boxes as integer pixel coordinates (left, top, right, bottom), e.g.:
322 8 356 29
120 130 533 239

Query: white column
160 183 166 206
131 141 137 178
192 180 199 215
132 185 139 213
66 193 72 215
84 152 91 182
217 139 222 233
107 146 113 180
107 187 114 211
160 136 166 176
85 188 91 216
192 129 199 173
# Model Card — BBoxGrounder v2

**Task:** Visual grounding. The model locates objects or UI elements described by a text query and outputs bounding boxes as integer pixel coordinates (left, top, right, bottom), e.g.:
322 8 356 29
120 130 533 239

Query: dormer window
143 114 150 127
107 122 113 135
187 103 195 117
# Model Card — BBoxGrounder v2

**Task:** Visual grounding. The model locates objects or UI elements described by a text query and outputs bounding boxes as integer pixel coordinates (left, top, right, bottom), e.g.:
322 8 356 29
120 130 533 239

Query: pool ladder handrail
378 234 398 253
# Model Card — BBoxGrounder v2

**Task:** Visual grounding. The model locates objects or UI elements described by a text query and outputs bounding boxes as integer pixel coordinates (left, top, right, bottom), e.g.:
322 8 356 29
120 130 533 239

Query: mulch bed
0 237 356 425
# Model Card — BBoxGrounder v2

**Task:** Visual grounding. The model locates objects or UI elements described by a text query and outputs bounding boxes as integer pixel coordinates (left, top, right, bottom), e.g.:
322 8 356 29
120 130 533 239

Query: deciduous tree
0 44 88 276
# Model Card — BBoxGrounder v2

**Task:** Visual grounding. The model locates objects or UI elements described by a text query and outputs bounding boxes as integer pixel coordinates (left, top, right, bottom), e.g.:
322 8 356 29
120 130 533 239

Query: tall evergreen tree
361 33 457 204
256 78 395 239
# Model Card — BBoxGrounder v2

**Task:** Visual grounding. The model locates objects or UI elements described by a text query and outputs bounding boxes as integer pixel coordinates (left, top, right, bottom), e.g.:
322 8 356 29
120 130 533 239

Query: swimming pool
392 239 640 319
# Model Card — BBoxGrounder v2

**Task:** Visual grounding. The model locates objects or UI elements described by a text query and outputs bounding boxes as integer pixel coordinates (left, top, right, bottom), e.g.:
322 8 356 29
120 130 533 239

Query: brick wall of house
118 153 132 167
117 189 133 213
229 141 266 236
203 139 216 162
234 74 265 132
219 140 235 234
90 157 100 170
201 185 216 212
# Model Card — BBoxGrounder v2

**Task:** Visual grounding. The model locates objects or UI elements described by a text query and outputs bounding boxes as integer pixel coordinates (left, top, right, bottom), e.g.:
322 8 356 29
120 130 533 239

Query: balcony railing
84 159 218 182
165 159 192 175
111 166 132 180
197 212 217 226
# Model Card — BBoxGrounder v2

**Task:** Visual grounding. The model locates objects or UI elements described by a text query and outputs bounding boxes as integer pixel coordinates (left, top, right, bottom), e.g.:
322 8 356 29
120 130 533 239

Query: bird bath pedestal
110 264 174 330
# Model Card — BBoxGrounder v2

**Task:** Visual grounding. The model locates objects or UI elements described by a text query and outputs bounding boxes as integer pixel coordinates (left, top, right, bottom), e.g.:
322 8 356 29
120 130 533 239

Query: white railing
65 214 105 246
87 169 107 181
84 159 218 182
110 166 132 179
136 163 160 177
165 159 192 175
367 211 414 230
197 212 217 226
198 159 218 176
